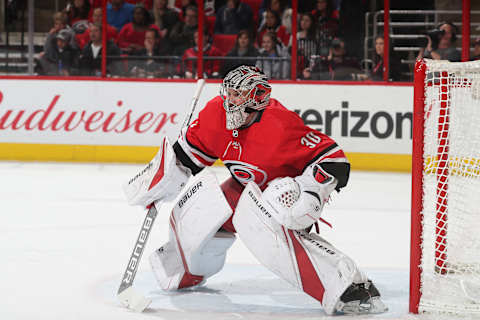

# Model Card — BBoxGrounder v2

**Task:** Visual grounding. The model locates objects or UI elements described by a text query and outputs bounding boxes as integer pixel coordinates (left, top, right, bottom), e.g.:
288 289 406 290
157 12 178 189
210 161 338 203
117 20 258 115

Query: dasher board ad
0 79 413 154
0 80 194 146
272 83 413 155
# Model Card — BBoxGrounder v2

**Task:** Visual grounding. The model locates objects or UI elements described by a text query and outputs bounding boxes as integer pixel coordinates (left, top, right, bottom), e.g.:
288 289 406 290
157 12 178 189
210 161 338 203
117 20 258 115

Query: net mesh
420 60 480 315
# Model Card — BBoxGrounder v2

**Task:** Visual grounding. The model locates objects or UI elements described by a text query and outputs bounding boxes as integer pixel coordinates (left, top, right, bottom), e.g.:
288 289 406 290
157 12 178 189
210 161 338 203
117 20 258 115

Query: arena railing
0 0 475 83
104 55 291 80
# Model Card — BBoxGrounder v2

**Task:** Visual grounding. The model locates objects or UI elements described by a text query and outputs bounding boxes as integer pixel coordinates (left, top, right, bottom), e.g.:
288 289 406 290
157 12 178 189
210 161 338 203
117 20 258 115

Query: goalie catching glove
263 163 338 230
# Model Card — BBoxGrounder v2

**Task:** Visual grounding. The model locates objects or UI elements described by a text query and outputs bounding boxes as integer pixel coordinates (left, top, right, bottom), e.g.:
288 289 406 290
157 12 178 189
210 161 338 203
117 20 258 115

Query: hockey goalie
123 65 388 315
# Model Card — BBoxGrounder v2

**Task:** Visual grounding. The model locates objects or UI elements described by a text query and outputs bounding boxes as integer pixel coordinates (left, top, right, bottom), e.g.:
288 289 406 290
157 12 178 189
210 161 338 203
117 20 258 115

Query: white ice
0 162 422 319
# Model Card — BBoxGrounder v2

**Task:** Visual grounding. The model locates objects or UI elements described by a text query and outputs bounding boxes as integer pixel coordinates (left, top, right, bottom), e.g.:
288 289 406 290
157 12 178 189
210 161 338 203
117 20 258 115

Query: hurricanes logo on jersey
223 160 268 187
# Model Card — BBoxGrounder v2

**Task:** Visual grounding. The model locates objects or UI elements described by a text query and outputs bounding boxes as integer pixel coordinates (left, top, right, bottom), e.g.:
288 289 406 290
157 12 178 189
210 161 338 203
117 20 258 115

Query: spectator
368 34 404 81
258 0 268 16
36 12 77 74
257 9 289 47
107 0 135 31
125 0 153 10
312 0 338 56
150 0 179 38
37 29 79 76
173 0 197 21
76 8 118 50
303 37 361 80
130 28 173 78
471 38 480 61
259 0 293 34
117 6 160 54
169 5 198 55
290 12 318 76
204 0 216 16
79 24 123 76
417 22 461 62
256 31 290 79
181 30 224 79
221 29 259 76
271 0 293 33
312 0 338 19
65 0 92 33
92 0 153 9
214 0 253 35
43 11 78 54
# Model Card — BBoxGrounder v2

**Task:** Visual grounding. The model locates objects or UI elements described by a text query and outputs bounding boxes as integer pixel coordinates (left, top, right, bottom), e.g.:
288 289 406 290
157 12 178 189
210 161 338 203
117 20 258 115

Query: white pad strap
150 169 235 290
123 136 190 206
233 182 367 315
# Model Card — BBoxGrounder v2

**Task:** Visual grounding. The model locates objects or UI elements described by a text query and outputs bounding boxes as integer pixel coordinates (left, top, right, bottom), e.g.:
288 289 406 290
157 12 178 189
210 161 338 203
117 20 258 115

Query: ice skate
335 280 388 315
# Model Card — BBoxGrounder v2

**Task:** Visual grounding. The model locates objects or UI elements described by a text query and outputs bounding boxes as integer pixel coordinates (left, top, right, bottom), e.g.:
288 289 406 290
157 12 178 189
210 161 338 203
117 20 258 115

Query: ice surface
0 162 421 319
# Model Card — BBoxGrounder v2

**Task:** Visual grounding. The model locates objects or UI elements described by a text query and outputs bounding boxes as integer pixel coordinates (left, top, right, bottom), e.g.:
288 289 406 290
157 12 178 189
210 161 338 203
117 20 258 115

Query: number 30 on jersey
301 131 322 148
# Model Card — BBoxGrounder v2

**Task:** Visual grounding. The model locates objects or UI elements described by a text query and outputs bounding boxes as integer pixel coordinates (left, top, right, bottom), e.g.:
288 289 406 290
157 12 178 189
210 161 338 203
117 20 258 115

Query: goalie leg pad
233 181 369 315
123 136 190 206
149 231 235 290
149 170 235 290
149 240 187 290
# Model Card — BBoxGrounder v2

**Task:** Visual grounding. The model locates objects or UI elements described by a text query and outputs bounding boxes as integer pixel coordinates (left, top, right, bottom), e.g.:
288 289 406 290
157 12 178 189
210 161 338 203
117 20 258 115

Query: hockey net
410 59 480 315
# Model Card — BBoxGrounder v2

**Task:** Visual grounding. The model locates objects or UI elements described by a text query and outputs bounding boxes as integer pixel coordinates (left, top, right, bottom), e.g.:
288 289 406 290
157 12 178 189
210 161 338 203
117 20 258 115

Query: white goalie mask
220 66 272 130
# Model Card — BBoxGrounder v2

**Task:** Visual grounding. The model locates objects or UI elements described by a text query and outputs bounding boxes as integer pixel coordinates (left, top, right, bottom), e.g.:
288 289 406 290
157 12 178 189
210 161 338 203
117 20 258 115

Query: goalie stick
117 79 206 312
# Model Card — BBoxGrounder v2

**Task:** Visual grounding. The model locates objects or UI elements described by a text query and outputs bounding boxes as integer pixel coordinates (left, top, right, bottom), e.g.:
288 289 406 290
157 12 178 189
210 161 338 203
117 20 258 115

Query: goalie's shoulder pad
123 136 191 206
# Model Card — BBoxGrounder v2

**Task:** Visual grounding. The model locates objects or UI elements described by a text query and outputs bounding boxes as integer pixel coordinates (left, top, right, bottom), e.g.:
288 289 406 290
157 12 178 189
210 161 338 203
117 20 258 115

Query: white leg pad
149 240 185 290
149 169 234 290
233 182 368 315
150 231 235 290
188 230 236 276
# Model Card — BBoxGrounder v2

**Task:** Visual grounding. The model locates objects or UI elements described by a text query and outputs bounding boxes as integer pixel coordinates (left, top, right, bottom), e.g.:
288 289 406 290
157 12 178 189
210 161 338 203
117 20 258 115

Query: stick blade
117 286 152 312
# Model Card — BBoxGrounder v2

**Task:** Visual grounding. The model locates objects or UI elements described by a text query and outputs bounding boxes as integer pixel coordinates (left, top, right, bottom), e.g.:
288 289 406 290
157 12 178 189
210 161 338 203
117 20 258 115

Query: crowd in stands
33 0 475 81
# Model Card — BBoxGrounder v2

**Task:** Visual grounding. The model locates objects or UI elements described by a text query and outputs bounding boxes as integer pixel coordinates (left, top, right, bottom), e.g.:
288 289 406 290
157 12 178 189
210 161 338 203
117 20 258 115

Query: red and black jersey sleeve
174 96 226 175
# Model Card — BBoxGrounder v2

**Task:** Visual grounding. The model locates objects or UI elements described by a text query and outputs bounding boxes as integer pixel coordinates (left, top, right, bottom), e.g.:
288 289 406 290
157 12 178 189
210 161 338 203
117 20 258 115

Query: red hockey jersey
177 96 348 190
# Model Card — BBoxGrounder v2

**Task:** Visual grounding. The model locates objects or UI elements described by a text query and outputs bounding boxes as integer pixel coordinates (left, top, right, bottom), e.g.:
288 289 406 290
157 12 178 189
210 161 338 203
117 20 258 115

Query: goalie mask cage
410 59 480 315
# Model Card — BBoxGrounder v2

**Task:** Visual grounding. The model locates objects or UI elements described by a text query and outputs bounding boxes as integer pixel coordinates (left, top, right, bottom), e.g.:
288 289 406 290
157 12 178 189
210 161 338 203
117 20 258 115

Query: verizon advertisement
272 83 413 155
0 79 413 154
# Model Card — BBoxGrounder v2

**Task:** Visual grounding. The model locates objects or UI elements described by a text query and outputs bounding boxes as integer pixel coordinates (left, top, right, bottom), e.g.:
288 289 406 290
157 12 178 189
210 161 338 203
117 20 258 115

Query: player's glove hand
262 164 337 230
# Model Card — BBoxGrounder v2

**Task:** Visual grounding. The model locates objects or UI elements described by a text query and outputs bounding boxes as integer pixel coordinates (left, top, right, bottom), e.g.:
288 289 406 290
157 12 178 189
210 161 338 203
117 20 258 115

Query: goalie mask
220 66 272 130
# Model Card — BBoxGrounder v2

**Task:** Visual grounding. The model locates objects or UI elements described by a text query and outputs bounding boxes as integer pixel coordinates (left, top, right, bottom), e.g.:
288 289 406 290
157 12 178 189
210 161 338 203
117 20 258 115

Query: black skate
335 280 388 314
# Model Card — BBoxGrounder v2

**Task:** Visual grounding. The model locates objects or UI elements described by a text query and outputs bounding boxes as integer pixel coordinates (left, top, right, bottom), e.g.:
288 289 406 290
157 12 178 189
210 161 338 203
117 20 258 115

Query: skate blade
338 297 388 315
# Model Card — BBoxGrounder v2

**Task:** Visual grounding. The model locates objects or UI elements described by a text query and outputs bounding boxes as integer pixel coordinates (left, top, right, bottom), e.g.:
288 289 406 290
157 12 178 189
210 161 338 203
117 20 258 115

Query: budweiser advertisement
0 80 203 146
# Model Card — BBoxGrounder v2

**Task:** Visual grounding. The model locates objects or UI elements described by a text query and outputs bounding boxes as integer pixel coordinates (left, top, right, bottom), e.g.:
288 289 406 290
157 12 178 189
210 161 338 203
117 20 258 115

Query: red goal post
410 58 480 315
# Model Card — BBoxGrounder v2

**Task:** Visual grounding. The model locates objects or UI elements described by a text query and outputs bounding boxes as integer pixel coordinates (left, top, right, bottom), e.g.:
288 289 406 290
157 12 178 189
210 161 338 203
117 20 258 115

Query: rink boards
0 78 412 171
